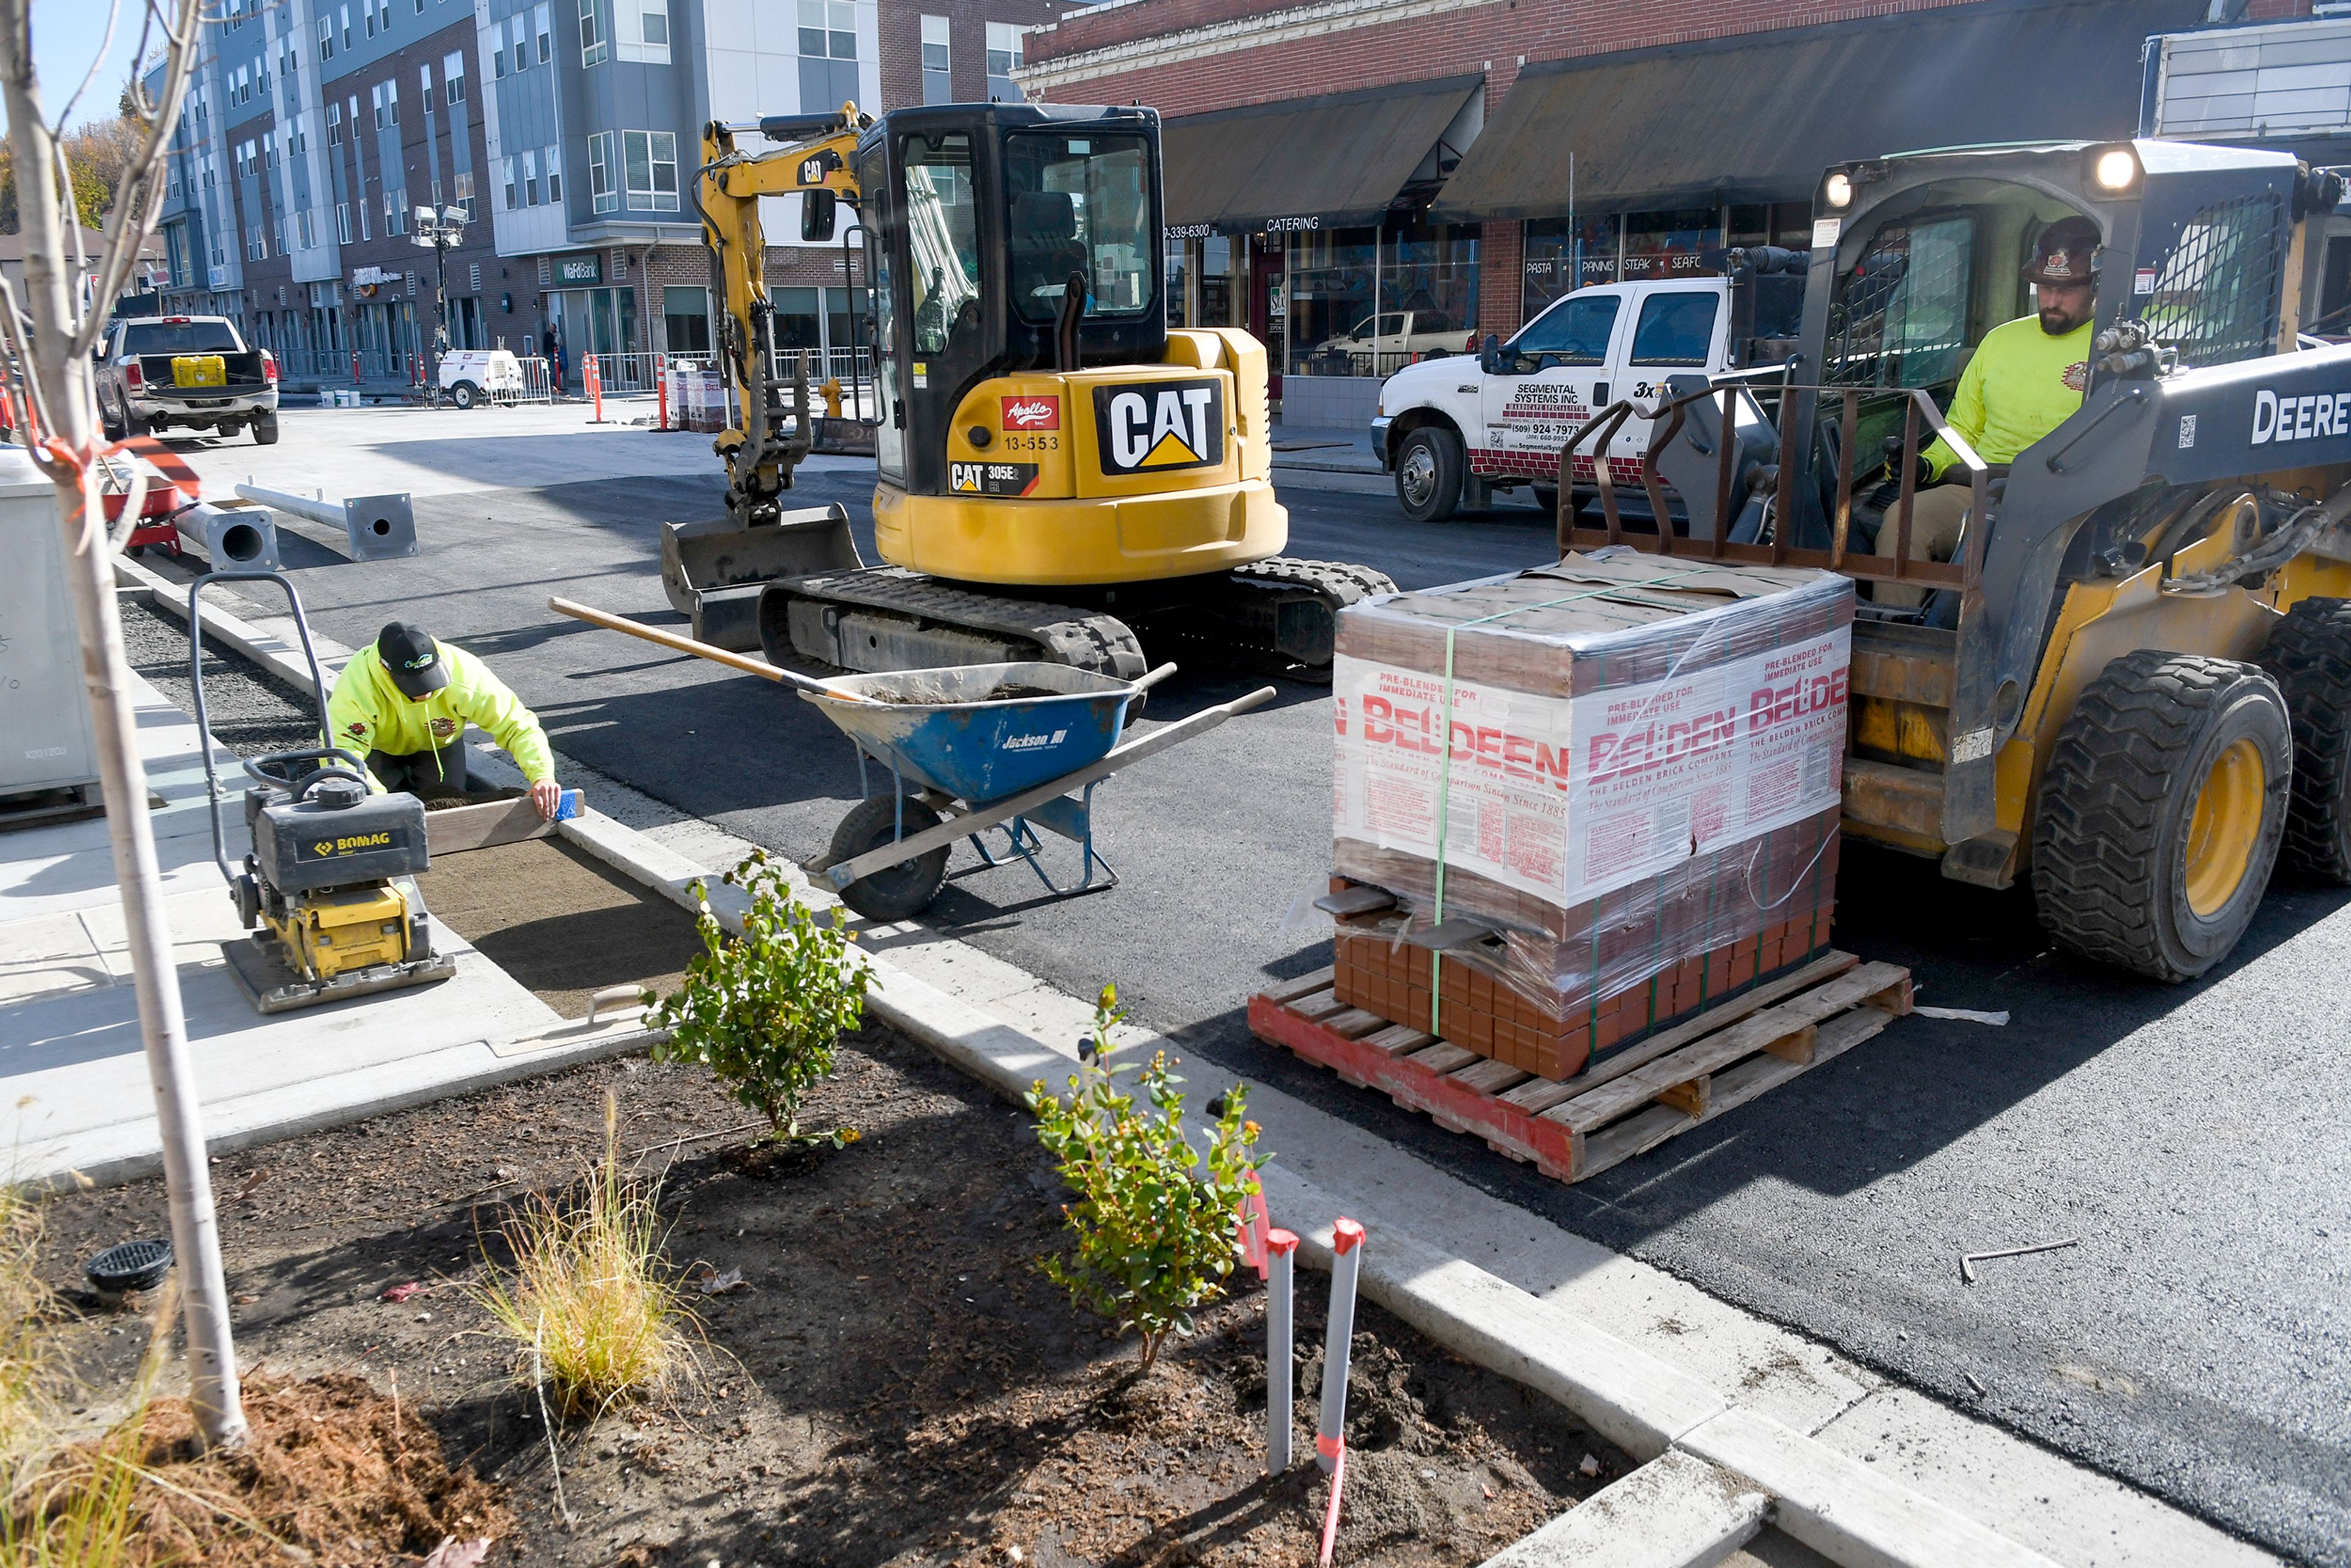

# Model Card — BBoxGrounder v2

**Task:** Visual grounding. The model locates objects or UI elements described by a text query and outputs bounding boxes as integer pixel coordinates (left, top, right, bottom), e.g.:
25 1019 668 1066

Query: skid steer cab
1562 138 2351 983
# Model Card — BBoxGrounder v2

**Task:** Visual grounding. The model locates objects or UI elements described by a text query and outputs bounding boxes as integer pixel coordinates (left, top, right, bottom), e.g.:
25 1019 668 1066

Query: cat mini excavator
661 100 1394 681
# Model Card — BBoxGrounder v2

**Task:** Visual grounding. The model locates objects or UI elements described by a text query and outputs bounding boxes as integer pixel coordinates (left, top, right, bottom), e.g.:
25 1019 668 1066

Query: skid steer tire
2260 596 2351 883
828 795 950 921
2032 651 2290 983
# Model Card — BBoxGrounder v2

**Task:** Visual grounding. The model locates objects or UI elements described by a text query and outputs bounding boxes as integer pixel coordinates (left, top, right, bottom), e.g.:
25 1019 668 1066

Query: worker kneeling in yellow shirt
326 621 563 819
1873 215 2100 607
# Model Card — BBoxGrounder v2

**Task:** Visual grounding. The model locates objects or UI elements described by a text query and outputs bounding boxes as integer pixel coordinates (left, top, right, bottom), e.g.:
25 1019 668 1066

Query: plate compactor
189 572 456 1014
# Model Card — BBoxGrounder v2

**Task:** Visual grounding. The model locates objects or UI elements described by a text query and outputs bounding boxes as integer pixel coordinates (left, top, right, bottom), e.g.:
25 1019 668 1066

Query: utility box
0 446 101 810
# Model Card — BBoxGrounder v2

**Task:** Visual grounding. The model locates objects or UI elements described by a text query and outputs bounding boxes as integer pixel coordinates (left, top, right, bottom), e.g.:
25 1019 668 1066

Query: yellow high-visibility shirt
1922 315 2094 481
323 641 555 787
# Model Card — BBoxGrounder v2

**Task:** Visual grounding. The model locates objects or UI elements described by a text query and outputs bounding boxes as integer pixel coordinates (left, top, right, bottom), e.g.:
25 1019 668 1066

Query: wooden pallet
1249 951 1912 1184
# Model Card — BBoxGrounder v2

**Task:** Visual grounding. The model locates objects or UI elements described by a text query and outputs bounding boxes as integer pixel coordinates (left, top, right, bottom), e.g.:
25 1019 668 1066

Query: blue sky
26 0 147 131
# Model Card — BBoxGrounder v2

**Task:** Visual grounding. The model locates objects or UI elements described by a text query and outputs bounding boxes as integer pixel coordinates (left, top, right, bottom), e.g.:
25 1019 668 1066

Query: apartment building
150 0 1061 386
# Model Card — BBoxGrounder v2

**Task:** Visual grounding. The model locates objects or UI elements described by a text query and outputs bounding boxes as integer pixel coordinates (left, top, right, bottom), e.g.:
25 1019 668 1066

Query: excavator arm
695 105 868 523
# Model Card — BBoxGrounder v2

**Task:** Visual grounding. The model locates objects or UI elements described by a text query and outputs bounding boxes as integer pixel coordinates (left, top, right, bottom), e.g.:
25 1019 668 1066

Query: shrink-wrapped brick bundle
1328 551 1854 1081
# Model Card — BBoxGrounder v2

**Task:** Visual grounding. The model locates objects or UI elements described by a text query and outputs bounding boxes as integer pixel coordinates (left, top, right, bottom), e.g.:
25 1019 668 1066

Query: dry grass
467 1096 693 1421
0 1182 54 1474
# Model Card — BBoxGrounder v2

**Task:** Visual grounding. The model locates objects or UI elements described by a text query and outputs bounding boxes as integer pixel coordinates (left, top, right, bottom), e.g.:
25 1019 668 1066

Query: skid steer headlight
1823 171 1854 210
2091 146 2141 193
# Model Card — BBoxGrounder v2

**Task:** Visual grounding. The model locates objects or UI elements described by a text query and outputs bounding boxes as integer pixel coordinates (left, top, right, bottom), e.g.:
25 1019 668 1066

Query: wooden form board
426 797 557 858
1248 952 1911 1184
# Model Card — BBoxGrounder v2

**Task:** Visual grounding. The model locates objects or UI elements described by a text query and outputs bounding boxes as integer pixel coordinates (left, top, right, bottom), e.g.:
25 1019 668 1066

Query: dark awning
1163 74 1483 234
1432 0 2208 223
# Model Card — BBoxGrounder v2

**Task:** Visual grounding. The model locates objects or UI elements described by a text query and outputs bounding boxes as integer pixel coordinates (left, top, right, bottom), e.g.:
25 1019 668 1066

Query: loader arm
696 106 868 523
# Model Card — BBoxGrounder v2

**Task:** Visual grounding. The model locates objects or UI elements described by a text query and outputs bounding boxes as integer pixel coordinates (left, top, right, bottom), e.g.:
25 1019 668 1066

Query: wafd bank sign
1093 378 1225 475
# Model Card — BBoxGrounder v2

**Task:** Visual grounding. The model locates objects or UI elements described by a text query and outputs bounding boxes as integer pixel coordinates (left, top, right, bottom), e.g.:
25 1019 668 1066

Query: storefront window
1285 217 1477 380
1622 208 1722 282
1521 215 1620 318
1728 203 1816 253
662 285 710 353
1199 235 1232 328
774 286 823 353
1166 241 1190 328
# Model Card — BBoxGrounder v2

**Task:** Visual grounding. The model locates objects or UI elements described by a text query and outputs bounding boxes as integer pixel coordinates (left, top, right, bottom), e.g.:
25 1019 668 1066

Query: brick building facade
1021 0 2317 425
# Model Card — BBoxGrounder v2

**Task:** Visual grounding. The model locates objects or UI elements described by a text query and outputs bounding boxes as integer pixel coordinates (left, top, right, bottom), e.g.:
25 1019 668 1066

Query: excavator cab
847 103 1169 498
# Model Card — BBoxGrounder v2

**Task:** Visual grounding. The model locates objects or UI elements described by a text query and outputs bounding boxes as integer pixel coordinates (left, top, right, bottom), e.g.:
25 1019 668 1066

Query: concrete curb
1477 1449 1768 1568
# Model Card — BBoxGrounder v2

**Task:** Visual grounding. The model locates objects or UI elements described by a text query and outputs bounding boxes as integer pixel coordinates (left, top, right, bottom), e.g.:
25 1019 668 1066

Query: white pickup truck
1371 268 1800 522
96 314 279 444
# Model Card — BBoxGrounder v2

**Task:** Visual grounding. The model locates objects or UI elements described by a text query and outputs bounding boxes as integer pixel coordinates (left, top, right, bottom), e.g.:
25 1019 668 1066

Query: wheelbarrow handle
1134 662 1180 692
548 595 871 702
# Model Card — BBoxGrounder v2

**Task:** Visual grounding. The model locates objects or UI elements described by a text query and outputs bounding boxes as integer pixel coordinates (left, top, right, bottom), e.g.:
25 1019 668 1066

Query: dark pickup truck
96 315 279 443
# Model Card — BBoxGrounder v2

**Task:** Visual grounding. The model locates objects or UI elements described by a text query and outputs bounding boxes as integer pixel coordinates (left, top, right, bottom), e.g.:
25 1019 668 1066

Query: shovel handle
547 595 866 701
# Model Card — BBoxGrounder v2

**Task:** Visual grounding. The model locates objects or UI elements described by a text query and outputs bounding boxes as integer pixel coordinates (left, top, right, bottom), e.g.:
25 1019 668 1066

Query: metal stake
1266 1228 1299 1474
1316 1217 1365 1476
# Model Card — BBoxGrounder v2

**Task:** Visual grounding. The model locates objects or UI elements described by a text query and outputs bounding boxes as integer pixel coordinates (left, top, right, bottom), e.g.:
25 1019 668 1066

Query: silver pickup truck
96 315 279 444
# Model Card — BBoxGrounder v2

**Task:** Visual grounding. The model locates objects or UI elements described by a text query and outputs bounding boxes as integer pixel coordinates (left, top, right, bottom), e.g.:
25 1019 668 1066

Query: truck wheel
100 402 125 441
253 413 280 445
828 795 950 920
1531 484 1561 516
450 380 479 410
1394 426 1464 523
2261 596 2351 882
2033 651 2290 982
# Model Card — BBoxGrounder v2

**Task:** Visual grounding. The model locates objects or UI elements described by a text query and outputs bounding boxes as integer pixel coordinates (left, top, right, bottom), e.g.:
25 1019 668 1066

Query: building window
420 63 433 103
455 169 474 203
523 149 539 206
580 0 606 65
503 154 519 210
986 22 1023 102
262 130 276 167
1286 217 1478 381
318 15 333 58
798 1 857 113
340 4 351 46
358 198 370 240
337 203 353 243
921 14 948 104
640 0 667 48
543 144 562 203
445 50 465 102
1621 208 1722 282
664 285 711 353
511 14 529 70
536 1 553 62
372 80 399 127
587 130 616 213
622 129 678 211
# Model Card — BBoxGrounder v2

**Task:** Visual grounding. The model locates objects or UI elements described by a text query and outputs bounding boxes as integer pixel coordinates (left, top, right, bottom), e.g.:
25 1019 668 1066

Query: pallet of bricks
1250 551 1913 1184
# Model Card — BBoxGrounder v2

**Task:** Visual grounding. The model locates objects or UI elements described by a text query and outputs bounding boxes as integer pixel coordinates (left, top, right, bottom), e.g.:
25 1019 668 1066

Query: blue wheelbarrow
803 660 1275 918
547 598 1277 920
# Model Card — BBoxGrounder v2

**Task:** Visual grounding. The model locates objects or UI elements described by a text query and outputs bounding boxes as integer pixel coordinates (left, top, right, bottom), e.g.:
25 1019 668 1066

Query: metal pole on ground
1267 1228 1298 1474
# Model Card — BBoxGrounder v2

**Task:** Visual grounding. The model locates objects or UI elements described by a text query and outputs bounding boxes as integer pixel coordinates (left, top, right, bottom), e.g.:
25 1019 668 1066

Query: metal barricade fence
514 356 557 403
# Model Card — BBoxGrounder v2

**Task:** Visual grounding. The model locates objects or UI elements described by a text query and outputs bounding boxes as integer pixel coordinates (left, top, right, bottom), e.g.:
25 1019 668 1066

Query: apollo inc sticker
1093 378 1224 475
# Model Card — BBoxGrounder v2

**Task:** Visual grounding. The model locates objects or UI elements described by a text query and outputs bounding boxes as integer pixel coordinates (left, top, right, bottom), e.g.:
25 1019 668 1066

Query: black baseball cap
377 621 450 699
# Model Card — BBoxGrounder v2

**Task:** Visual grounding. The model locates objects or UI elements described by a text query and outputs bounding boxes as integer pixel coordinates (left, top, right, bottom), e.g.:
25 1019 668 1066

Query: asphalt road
181 441 2349 1564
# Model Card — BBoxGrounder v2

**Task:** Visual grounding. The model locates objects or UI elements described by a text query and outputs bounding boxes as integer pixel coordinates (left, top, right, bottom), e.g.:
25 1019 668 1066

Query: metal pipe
1266 1228 1298 1474
1316 1217 1365 1475
232 481 341 528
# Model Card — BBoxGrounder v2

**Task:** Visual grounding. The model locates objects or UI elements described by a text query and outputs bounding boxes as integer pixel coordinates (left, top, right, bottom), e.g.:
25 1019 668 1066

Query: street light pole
415 201 467 408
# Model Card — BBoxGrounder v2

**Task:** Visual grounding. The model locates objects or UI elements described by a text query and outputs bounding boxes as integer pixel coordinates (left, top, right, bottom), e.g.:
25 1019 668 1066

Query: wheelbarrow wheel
830 795 950 920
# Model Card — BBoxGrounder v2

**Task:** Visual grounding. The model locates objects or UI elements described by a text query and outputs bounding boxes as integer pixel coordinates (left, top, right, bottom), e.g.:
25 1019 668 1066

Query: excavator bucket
659 503 863 651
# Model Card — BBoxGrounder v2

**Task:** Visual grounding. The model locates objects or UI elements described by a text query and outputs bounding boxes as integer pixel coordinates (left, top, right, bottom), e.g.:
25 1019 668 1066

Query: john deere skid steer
1559 138 2351 981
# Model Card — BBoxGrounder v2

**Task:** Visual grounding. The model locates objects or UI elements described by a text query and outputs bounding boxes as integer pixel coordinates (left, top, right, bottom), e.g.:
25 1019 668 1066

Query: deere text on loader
661 100 1394 682
1559 138 2351 982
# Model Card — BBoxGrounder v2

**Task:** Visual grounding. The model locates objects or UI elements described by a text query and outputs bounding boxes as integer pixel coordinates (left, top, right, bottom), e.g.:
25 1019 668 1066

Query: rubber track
2260 596 2351 882
2030 650 2278 981
787 566 1148 678
1221 556 1403 680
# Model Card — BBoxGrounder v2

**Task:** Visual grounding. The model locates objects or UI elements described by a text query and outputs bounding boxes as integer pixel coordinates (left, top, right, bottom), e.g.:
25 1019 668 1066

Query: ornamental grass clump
1026 986 1264 1370
645 850 868 1146
468 1097 691 1422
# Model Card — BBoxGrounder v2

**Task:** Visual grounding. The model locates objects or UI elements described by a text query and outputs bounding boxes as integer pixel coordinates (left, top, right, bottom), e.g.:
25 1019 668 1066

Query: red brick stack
1328 553 1854 1082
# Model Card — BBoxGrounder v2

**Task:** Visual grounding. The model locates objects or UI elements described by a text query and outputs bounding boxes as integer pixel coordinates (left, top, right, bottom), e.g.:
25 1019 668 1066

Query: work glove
1881 435 1932 489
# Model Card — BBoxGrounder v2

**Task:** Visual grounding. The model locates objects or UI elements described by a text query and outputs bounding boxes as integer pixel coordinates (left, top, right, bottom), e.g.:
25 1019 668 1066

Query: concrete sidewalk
1271 419 1386 476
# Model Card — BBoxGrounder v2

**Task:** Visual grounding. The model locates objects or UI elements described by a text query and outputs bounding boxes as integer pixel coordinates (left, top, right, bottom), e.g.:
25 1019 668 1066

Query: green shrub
644 850 869 1144
1026 986 1263 1369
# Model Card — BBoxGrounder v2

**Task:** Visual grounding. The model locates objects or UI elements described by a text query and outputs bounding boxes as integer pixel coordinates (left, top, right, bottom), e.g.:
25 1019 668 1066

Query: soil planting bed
33 1031 1630 1565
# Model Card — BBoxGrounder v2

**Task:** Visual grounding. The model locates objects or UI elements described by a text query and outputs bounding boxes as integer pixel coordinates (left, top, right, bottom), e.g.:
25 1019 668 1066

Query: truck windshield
1004 131 1154 323
121 320 241 356
903 132 981 356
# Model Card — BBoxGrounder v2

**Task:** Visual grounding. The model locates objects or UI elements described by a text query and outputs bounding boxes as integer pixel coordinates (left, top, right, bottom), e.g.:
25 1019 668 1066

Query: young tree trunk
0 0 246 1450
